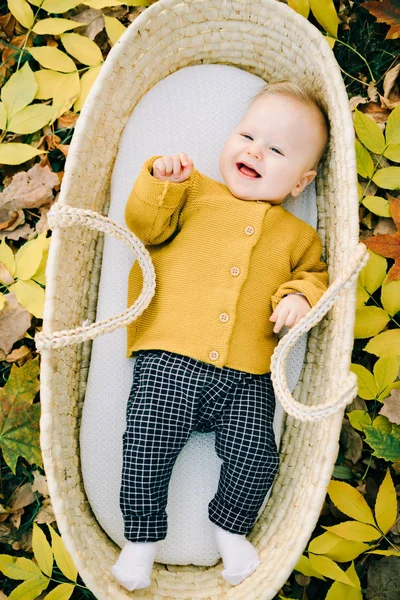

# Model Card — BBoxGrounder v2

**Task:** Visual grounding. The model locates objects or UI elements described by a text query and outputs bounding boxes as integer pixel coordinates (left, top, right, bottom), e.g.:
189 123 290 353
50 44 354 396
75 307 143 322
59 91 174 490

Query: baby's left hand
269 294 311 334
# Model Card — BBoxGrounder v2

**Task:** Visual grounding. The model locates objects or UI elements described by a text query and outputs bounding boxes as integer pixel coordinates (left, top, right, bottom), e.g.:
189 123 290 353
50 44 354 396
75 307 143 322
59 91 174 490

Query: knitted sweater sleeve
270 226 329 311
124 155 198 245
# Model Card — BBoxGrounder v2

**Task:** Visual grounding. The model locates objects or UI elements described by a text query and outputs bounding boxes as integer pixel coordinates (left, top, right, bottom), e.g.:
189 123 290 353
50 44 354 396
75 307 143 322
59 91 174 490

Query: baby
112 80 330 591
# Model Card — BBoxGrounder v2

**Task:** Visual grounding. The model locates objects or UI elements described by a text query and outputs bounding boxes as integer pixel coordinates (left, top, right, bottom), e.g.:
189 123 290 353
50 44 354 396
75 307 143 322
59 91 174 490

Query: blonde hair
249 80 330 170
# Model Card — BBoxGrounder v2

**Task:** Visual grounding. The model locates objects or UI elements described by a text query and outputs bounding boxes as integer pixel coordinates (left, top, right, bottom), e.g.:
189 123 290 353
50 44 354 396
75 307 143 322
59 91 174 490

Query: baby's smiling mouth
236 162 262 178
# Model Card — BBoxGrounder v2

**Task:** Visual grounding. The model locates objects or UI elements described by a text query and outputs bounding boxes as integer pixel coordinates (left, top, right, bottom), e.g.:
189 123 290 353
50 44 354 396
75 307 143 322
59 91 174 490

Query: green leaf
0 359 41 474
354 109 386 154
372 166 400 190
332 465 355 480
363 423 400 462
356 140 374 178
364 329 400 357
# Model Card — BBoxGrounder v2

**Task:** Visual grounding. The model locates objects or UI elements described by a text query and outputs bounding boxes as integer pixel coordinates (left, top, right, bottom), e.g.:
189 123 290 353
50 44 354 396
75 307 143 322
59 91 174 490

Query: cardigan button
230 266 240 276
244 225 255 235
209 350 219 360
219 312 229 322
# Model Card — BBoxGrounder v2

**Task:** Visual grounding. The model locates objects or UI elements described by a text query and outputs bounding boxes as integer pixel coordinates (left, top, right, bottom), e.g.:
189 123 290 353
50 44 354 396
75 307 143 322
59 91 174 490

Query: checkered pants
120 350 279 541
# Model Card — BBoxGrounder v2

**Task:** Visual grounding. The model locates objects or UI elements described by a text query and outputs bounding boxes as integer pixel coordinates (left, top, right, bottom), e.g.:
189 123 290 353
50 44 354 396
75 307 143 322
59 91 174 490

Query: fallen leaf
362 0 400 40
381 64 400 109
56 111 79 129
32 471 49 497
0 293 31 354
11 528 32 552
0 164 60 211
0 223 36 242
366 556 400 599
379 389 400 424
363 196 400 282
340 419 363 464
5 345 33 364
8 482 36 511
10 507 24 529
70 7 105 40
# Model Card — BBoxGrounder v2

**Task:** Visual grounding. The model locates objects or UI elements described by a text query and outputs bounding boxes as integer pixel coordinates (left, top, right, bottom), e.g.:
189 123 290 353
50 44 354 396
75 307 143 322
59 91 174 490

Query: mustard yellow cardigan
125 156 329 374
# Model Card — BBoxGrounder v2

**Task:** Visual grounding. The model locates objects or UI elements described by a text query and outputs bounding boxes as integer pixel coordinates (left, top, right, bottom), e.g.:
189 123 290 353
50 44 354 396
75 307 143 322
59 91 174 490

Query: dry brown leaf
57 111 79 129
379 389 400 424
340 419 363 464
367 84 379 102
374 216 398 235
10 507 24 529
359 100 391 124
70 7 105 40
0 164 59 211
34 498 55 524
0 590 8 600
6 345 32 364
8 482 35 511
1 34 32 70
32 471 49 497
0 208 25 232
0 262 14 285
349 95 369 111
362 0 400 40
382 63 400 109
0 293 31 354
0 12 16 38
0 222 36 242
346 395 368 412
12 529 32 552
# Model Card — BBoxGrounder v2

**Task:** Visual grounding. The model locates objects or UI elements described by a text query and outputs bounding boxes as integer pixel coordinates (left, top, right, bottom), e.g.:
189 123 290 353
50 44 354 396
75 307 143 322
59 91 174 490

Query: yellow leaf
287 0 310 18
385 104 400 145
324 539 369 563
362 195 391 217
309 0 338 36
356 283 369 308
8 0 34 29
32 524 53 577
372 415 392 432
373 166 400 190
0 554 42 579
33 17 86 35
374 468 397 534
327 480 375 525
14 233 48 281
28 0 81 12
323 521 380 542
308 531 340 554
7 575 49 600
381 274 400 317
32 246 49 286
34 69 66 100
0 239 16 276
61 33 103 66
366 549 400 556
364 329 400 357
52 71 80 118
354 109 386 154
104 15 126 46
294 554 326 579
354 306 390 339
83 0 124 7
48 525 77 582
358 249 387 295
0 293 5 310
42 582 75 600
384 144 400 162
1 62 37 119
0 143 45 165
325 562 362 600
350 363 377 400
356 140 374 179
29 47 76 74
9 280 45 319
8 104 55 134
74 64 102 112
0 101 6 129
379 380 400 400
347 410 372 431
374 357 399 396
308 554 355 586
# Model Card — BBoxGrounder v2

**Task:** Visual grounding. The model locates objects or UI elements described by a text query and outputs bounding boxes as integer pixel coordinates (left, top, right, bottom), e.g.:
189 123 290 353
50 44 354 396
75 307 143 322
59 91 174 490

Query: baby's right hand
152 153 194 183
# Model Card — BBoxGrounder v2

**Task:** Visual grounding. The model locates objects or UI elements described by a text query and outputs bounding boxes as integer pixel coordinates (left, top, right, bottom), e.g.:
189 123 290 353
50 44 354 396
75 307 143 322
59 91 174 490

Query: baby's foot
111 540 158 591
214 524 261 585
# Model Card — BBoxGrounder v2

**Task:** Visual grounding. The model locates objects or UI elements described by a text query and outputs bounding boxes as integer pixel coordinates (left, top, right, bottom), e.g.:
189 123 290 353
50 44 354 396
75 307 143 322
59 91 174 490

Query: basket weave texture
39 0 364 598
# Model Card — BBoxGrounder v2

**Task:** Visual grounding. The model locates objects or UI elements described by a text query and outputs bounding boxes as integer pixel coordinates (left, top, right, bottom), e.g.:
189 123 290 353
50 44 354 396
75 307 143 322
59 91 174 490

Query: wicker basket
35 0 368 598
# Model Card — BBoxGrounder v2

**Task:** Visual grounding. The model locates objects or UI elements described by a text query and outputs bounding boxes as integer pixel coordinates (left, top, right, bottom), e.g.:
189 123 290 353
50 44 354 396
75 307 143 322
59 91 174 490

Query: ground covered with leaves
0 0 399 599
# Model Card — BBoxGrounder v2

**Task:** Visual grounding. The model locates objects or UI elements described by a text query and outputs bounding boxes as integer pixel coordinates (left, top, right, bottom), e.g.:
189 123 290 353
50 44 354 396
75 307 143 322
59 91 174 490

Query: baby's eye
241 134 253 140
270 147 282 155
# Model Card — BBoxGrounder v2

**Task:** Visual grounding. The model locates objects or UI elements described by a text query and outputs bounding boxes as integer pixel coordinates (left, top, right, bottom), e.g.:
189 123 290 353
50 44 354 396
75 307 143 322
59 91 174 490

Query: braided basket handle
270 242 369 421
35 204 156 352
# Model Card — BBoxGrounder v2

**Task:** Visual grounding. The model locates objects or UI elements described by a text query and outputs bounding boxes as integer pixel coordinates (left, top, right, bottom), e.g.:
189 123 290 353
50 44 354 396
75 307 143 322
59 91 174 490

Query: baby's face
219 94 327 203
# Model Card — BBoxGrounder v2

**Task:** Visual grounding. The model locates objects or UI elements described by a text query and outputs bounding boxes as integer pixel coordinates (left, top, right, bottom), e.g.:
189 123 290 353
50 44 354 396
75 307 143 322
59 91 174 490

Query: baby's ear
291 170 317 197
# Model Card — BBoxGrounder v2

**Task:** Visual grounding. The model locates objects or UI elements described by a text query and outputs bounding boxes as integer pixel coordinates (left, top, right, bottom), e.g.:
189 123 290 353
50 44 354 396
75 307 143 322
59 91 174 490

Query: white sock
214 524 261 585
111 540 158 591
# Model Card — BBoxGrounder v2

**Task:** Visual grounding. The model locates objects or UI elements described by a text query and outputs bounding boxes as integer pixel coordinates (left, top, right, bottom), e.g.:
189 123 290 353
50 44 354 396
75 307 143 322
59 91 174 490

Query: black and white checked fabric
120 350 279 542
